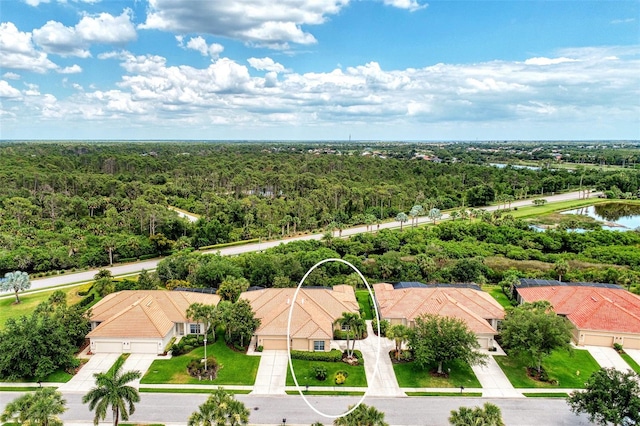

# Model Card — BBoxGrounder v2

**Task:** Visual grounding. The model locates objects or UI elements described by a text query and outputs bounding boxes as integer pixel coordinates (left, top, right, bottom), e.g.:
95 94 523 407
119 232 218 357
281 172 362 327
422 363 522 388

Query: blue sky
1 0 638 140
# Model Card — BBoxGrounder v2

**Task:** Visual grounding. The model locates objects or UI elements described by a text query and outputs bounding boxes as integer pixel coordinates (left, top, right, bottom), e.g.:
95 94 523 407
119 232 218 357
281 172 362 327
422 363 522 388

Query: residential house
515 279 640 349
88 290 220 354
373 282 505 349
240 285 359 351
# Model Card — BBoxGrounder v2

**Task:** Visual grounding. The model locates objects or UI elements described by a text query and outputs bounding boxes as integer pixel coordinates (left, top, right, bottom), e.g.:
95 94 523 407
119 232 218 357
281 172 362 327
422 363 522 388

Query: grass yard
393 359 481 388
140 337 259 386
286 390 365 396
620 353 640 374
484 285 515 309
285 359 367 387
355 290 374 320
140 388 251 395
523 393 569 398
494 349 600 388
0 284 89 328
509 198 612 220
405 391 482 397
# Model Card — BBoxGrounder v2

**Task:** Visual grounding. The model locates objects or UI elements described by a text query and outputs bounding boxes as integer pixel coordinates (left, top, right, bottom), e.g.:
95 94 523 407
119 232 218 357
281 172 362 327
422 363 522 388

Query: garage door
130 342 160 354
622 337 640 350
583 334 614 347
94 341 123 353
261 338 287 350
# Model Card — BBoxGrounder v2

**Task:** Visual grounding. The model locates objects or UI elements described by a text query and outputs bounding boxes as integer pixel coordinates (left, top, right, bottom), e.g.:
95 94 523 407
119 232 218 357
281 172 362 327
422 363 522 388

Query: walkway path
584 345 634 372
57 353 120 393
252 350 288 395
471 355 523 398
355 321 403 396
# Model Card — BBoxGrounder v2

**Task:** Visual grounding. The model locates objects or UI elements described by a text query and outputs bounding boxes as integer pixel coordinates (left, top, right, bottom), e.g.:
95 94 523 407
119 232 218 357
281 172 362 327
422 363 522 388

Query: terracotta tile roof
240 285 359 340
517 285 640 334
88 290 220 339
373 283 504 334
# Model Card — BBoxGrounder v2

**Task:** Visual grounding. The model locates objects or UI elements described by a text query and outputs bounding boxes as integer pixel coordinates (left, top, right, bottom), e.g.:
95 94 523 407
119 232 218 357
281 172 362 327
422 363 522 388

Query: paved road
13 190 596 295
0 392 591 425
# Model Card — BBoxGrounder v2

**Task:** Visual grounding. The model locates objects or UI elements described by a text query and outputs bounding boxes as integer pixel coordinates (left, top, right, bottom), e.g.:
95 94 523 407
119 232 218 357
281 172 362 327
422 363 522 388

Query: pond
489 163 542 171
560 203 640 231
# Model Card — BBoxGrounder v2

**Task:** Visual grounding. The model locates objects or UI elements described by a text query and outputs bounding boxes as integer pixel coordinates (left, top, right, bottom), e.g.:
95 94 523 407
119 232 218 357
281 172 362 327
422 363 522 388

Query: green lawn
484 285 515 309
285 359 367 387
405 391 482 397
140 337 259 385
0 284 89 328
494 349 600 388
393 359 481 388
140 388 251 395
620 353 640 374
286 390 365 396
356 290 374 320
523 393 569 398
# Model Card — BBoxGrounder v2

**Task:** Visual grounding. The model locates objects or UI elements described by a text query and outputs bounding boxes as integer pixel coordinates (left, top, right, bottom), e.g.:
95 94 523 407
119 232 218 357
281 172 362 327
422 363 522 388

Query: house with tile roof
373 282 505 349
515 279 640 349
240 285 359 351
88 290 220 354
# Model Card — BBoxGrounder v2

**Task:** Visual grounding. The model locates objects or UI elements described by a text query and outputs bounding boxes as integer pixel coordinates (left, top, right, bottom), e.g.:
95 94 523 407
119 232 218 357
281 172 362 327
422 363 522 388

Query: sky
0 0 639 141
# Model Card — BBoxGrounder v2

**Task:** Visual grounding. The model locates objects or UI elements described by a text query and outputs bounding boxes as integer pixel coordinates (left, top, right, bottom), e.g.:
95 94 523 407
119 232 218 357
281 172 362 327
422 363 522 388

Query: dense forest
0 141 638 275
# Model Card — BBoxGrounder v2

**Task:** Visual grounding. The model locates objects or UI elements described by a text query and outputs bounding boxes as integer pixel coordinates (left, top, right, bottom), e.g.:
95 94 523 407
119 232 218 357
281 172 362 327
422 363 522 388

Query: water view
561 203 640 231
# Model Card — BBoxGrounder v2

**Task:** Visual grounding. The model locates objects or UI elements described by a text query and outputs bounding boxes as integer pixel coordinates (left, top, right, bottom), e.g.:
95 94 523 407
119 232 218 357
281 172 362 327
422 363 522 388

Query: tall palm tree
1 387 66 426
395 212 408 230
188 387 249 426
387 324 411 361
334 312 365 359
333 404 388 426
187 302 218 374
82 357 141 426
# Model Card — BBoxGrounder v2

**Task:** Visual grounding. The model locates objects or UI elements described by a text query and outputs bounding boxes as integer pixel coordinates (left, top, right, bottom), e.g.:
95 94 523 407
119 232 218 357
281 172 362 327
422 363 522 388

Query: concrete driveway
121 354 157 388
355 321 403 396
472 355 523 398
58 353 120 392
624 348 640 366
584 346 633 372
252 351 288 395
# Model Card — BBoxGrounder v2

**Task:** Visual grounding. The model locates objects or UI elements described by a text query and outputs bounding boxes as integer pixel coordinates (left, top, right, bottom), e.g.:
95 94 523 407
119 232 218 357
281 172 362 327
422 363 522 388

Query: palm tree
1 387 66 426
333 404 388 426
449 402 505 426
395 212 408 230
554 259 569 282
186 302 218 374
334 312 365 359
428 208 442 224
82 357 141 426
386 324 411 361
188 387 249 426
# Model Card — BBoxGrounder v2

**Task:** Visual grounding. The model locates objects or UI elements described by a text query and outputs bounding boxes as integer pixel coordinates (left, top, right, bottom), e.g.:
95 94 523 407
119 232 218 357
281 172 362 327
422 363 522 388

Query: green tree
188 387 249 426
136 269 157 290
409 314 487 374
0 387 66 426
334 312 366 359
554 259 569 282
218 299 260 347
217 276 250 302
567 367 640 426
1 270 31 303
395 212 408 230
428 207 442 224
387 324 411 361
82 356 142 426
333 403 388 426
186 302 218 372
449 402 505 426
500 301 573 374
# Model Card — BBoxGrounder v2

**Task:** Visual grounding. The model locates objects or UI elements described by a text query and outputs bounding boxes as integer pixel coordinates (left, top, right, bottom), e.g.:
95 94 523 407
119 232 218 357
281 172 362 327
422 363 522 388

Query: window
190 323 201 334
313 340 325 351
341 324 349 331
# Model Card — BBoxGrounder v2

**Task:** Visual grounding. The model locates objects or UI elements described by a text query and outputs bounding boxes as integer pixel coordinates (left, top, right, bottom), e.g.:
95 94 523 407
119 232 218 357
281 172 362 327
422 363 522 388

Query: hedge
290 349 342 362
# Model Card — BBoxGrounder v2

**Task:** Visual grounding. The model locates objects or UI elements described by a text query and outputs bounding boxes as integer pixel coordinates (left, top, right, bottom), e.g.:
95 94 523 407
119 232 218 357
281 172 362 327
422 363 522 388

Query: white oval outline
286 258 381 419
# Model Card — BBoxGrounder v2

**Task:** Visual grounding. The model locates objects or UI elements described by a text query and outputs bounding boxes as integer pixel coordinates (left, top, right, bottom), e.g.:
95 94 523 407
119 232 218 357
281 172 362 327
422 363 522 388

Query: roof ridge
139 295 171 336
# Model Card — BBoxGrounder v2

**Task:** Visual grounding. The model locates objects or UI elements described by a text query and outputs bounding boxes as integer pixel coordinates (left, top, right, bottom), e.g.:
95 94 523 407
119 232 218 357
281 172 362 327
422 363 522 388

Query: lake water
560 203 640 231
489 163 542 171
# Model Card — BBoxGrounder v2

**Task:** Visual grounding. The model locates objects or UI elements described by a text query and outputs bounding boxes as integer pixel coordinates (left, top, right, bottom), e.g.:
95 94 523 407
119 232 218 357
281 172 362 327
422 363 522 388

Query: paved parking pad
58 353 120 392
472 356 523 398
121 354 158 388
584 346 633 372
252 350 288 395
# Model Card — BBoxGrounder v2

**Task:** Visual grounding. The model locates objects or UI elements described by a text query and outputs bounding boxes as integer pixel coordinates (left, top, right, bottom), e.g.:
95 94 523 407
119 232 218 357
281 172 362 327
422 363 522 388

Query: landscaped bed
140 337 259 385
494 349 600 388
393 358 481 388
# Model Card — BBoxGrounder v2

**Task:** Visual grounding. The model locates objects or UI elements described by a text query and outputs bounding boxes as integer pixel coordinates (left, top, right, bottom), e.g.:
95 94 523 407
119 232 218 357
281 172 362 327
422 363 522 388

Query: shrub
372 318 390 337
257 345 264 352
290 349 342 362
187 356 219 379
313 365 328 381
613 343 624 353
334 370 349 385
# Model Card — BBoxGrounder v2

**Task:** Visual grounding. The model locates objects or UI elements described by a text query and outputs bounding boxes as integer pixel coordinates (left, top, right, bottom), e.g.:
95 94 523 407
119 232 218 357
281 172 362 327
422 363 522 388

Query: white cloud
140 0 349 48
611 18 636 24
0 80 22 98
524 56 578 66
383 0 427 12
0 22 58 73
2 72 20 80
32 9 136 57
178 36 225 59
58 64 83 74
248 57 287 73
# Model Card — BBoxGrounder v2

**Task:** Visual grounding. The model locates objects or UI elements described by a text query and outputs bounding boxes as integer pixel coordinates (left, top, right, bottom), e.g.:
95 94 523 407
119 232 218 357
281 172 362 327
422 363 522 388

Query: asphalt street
0 392 592 425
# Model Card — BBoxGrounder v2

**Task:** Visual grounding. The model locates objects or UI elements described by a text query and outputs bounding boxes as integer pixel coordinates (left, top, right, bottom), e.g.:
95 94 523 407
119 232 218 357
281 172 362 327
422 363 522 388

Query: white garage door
583 334 614 347
262 338 287 350
94 341 123 353
623 337 640 350
130 342 160 354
